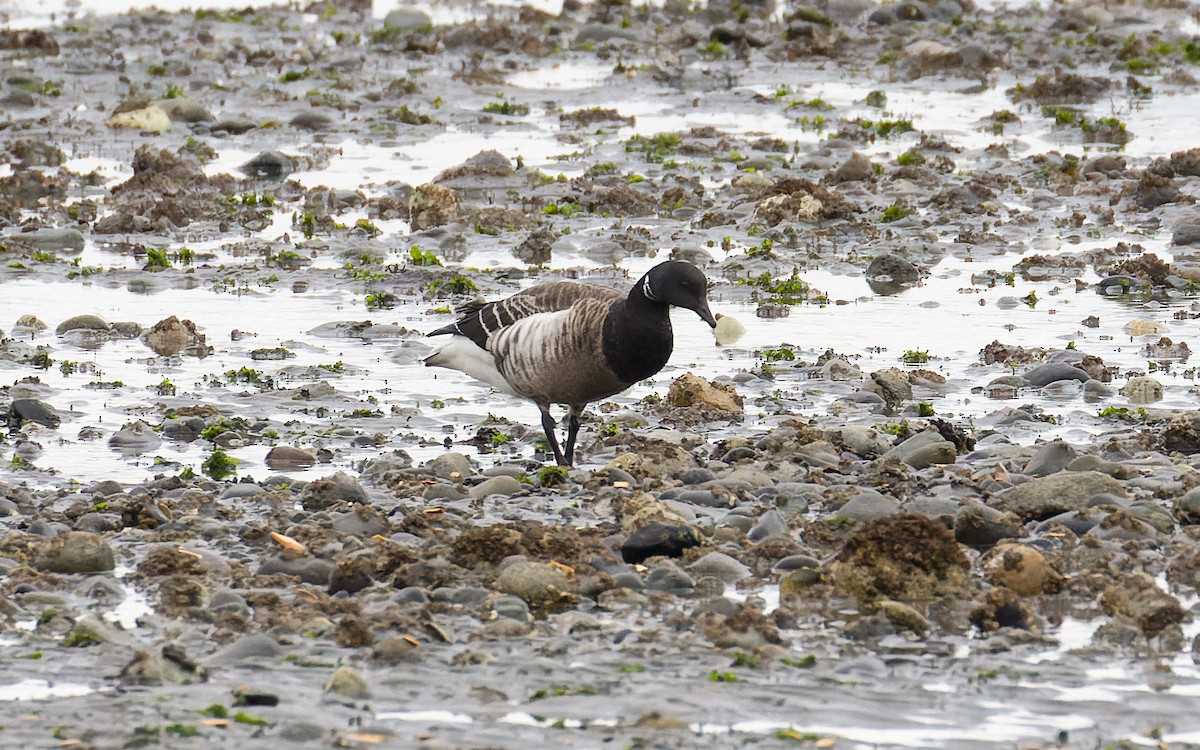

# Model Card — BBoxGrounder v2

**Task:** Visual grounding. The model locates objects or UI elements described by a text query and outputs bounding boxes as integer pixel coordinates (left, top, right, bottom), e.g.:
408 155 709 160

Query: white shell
107 105 172 132
714 315 746 346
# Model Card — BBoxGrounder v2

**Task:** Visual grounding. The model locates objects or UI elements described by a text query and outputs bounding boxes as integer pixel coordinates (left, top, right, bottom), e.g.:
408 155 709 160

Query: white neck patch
642 276 658 301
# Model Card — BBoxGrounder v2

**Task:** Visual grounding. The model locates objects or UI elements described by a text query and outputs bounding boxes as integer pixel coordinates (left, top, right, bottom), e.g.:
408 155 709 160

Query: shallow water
4 235 1195 485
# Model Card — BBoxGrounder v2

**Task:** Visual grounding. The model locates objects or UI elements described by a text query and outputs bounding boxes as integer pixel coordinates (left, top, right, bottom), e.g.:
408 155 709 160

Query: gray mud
2 0 1200 747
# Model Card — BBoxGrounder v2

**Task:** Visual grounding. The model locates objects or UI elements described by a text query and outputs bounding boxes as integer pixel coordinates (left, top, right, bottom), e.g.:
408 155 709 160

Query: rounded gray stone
837 489 900 521
469 475 524 499
687 551 751 583
36 530 115 573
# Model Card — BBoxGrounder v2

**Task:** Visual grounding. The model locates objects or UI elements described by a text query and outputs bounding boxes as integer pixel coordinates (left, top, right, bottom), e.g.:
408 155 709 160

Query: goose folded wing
429 281 624 349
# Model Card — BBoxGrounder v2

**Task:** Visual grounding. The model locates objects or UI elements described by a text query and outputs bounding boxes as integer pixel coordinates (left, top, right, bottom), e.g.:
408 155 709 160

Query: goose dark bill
424 261 717 466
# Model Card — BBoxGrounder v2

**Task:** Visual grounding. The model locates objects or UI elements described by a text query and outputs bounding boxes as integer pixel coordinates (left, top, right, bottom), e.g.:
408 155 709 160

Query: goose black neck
602 291 674 384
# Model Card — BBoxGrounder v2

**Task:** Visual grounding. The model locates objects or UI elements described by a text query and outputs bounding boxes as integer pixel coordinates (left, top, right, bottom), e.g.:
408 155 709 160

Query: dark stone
1023 362 1090 387
239 150 293 180
257 555 334 585
747 510 789 542
1023 439 1077 476
328 553 375 595
1036 508 1103 536
643 565 694 594
290 112 333 131
620 523 701 564
9 399 61 429
1161 411 1200 454
865 253 920 285
954 503 1019 547
299 471 368 511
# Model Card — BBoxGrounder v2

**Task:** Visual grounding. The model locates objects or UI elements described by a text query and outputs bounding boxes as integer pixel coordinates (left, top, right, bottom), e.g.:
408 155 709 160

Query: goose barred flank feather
492 297 628 405
423 261 716 466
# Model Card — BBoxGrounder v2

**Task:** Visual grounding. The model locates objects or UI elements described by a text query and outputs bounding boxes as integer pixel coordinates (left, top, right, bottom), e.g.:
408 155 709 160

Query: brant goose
424 261 717 466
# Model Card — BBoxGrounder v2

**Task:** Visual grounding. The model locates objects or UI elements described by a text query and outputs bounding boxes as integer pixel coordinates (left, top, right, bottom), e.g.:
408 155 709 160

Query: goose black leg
538 406 567 466
563 405 583 467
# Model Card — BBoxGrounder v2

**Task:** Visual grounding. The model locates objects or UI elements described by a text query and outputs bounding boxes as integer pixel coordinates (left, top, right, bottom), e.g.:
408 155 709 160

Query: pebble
984 543 1062 596
8 398 61 428
865 253 920 285
1087 509 1157 543
829 151 873 183
1066 454 1135 479
1023 439 1076 476
163 416 205 441
209 588 251 617
468 475 524 499
884 430 956 468
36 531 114 573
73 512 122 533
299 471 368 510
1122 376 1163 404
423 483 466 501
372 636 422 664
834 426 889 458
747 509 789 542
494 561 576 608
773 555 820 573
688 551 751 583
1037 508 1103 536
55 314 111 335
491 594 532 622
325 665 371 699
574 22 638 44
207 633 284 665
955 503 1020 547
257 556 334 585
330 508 387 536
383 7 433 31
993 471 1127 521
619 522 700 564
663 488 729 508
837 489 900 521
220 483 266 500
1022 362 1090 387
108 421 162 453
644 565 695 595
863 368 912 407
1177 486 1200 524
878 600 930 636
1100 572 1186 637
18 227 85 253
265 445 317 469
427 451 472 480
143 315 204 357
156 97 213 123
120 644 208 685
240 150 293 179
1127 502 1174 534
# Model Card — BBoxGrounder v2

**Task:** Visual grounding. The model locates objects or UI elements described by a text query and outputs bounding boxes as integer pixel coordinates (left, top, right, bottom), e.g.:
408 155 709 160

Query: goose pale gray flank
423 261 718 466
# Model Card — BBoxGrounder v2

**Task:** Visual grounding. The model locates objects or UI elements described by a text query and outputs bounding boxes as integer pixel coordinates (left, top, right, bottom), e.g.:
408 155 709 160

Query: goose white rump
423 335 518 396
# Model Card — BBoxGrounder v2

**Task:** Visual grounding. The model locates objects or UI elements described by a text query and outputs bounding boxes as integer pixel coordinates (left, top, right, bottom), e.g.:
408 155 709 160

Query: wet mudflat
1 0 1200 747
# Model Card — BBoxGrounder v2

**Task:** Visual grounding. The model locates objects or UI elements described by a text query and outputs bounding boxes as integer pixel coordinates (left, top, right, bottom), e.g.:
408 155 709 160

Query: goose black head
639 261 717 328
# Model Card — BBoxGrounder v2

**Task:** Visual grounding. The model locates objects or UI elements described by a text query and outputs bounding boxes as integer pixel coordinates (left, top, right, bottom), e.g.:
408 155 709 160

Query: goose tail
424 335 519 396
